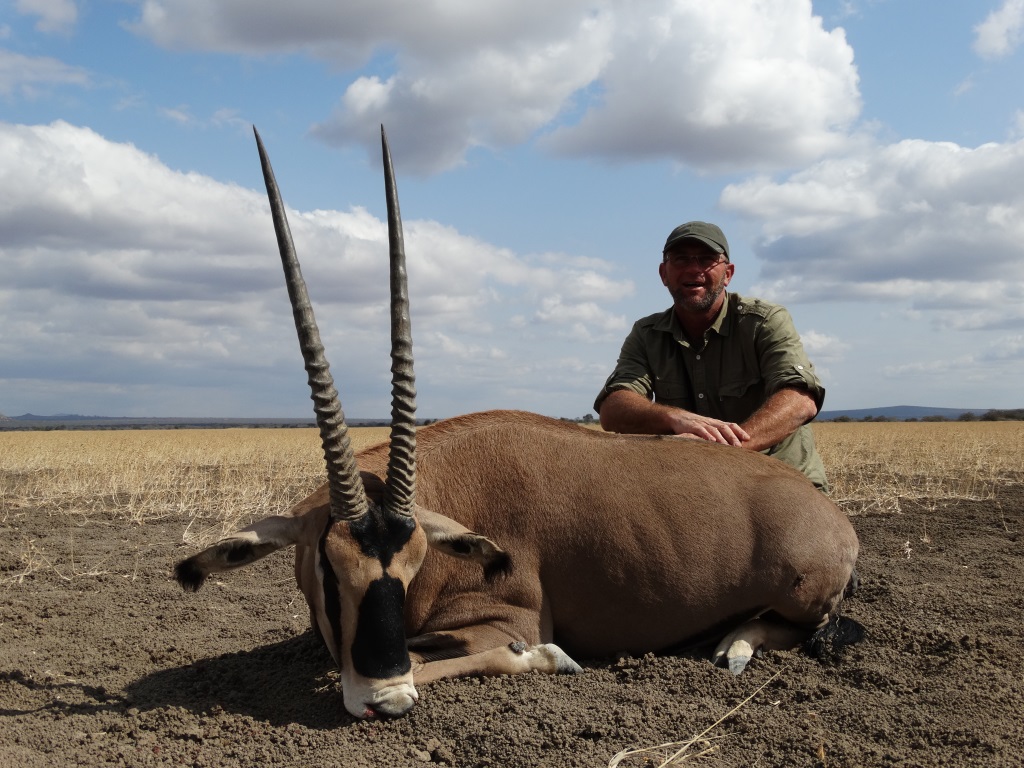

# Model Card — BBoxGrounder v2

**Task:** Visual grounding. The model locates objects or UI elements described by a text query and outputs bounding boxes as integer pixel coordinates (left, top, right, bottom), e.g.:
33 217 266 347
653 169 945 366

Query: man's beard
670 274 728 312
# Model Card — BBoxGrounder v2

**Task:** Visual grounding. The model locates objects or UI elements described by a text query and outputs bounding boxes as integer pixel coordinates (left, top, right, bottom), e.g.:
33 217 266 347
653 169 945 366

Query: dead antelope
175 127 860 720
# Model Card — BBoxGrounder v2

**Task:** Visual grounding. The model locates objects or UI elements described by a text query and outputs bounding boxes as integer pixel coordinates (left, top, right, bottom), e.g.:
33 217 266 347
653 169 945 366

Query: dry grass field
2 421 1020 532
814 420 1024 509
0 427 388 552
1 420 1021 766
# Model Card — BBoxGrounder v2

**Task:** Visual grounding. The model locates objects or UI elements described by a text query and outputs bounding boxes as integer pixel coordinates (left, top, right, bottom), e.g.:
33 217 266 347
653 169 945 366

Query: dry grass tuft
608 673 780 767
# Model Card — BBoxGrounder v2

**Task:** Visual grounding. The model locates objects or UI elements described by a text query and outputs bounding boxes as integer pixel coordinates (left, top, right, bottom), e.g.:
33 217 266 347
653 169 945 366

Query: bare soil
1 487 1021 767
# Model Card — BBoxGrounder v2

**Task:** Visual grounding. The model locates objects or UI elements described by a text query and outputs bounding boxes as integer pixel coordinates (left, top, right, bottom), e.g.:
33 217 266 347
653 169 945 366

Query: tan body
288 410 857 676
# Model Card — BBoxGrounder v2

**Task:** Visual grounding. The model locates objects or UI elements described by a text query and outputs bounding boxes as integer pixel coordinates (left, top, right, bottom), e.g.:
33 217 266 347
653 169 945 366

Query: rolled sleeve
593 320 656 413
755 306 826 413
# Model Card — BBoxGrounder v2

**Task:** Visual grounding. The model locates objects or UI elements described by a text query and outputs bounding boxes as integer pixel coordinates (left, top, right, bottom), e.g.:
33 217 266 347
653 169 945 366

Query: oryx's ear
359 470 387 504
417 506 511 581
174 514 306 592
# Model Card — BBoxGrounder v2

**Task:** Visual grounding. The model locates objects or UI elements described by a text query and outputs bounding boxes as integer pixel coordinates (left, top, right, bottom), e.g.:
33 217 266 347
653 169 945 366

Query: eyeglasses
663 252 727 269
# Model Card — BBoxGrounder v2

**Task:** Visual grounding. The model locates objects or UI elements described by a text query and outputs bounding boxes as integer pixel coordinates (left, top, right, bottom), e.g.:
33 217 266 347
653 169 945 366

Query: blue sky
1 0 1022 419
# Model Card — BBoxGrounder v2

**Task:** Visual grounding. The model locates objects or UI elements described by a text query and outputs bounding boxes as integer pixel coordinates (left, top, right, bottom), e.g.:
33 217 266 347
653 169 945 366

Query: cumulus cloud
0 48 89 96
722 137 1024 326
533 296 628 342
127 0 862 173
973 0 1024 59
310 8 613 174
544 1 861 170
0 121 631 416
799 330 848 360
15 0 77 35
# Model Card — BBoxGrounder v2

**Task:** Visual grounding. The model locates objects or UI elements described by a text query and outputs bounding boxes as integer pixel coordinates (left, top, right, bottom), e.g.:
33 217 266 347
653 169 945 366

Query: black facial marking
349 507 416 569
318 520 343 655
350 574 411 679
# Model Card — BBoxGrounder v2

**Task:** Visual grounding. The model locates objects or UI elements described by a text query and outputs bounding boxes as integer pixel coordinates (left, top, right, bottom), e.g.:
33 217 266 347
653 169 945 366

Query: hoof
712 637 754 675
532 643 583 674
727 650 753 675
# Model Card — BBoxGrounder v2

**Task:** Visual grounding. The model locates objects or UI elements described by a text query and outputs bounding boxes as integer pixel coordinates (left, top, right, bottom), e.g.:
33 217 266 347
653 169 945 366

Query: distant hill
818 405 988 421
14 413 110 421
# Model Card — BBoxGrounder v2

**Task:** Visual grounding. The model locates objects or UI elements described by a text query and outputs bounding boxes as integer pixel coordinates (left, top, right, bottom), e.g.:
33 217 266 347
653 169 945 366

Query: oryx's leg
711 615 814 674
714 560 858 674
411 639 582 684
406 621 581 684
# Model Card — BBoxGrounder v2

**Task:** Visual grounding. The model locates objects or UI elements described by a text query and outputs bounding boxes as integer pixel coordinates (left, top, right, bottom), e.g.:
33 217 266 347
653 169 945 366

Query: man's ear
722 262 735 286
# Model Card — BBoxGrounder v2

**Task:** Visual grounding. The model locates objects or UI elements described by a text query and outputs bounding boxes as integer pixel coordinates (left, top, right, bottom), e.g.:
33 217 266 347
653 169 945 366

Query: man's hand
598 389 750 446
664 412 750 446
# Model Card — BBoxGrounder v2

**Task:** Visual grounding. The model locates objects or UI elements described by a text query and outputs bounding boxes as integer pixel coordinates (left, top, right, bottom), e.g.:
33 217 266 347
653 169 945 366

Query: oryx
175 127 860 719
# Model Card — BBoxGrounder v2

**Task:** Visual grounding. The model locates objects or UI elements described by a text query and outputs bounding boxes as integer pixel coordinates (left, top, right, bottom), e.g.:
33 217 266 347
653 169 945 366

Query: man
594 221 828 489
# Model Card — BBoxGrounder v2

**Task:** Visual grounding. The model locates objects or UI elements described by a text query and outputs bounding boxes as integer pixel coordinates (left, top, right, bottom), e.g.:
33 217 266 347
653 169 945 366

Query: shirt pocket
653 377 692 409
717 376 763 421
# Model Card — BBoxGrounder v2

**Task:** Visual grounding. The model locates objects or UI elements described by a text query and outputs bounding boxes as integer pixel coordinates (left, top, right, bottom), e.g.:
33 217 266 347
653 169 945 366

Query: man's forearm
739 387 818 451
598 389 675 434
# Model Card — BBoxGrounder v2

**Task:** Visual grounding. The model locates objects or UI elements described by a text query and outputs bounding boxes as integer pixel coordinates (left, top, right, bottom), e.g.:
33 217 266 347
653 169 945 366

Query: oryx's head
255 126 428 718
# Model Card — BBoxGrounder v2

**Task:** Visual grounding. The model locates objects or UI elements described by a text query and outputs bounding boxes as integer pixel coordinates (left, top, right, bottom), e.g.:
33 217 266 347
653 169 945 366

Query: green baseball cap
663 221 729 259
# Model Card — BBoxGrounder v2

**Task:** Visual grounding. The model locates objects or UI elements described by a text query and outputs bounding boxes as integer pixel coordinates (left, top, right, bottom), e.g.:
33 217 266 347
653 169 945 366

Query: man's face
659 241 734 313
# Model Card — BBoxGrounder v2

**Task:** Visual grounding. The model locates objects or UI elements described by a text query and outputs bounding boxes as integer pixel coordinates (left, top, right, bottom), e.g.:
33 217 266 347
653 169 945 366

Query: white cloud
533 295 628 342
0 48 89 96
311 12 613 174
985 334 1024 359
973 0 1024 59
15 0 77 35
1013 109 1024 139
800 329 848 361
127 0 863 174
0 121 631 416
883 354 976 378
159 105 194 125
723 137 1024 320
544 0 861 170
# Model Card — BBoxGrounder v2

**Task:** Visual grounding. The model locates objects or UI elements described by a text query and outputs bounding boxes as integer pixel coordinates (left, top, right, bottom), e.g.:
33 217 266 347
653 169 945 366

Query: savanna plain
1 421 1021 767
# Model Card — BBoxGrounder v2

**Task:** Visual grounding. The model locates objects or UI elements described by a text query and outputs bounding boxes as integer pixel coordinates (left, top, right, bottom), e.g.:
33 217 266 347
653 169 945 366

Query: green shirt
594 291 829 489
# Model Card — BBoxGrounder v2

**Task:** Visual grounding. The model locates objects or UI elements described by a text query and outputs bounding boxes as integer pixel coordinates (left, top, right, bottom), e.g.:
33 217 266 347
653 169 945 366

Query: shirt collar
654 291 733 346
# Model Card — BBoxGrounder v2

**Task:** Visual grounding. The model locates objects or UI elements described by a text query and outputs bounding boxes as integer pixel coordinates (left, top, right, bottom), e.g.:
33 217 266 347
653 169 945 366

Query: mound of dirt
1 488 1021 767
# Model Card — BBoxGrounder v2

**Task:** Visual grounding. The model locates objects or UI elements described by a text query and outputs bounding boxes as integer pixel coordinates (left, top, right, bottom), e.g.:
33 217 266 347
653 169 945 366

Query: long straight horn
381 126 416 518
253 126 369 522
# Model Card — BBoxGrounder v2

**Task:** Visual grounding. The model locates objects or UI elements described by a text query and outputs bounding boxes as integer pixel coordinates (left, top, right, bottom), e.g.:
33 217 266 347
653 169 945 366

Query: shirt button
797 365 804 370
698 393 705 399
695 354 701 360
